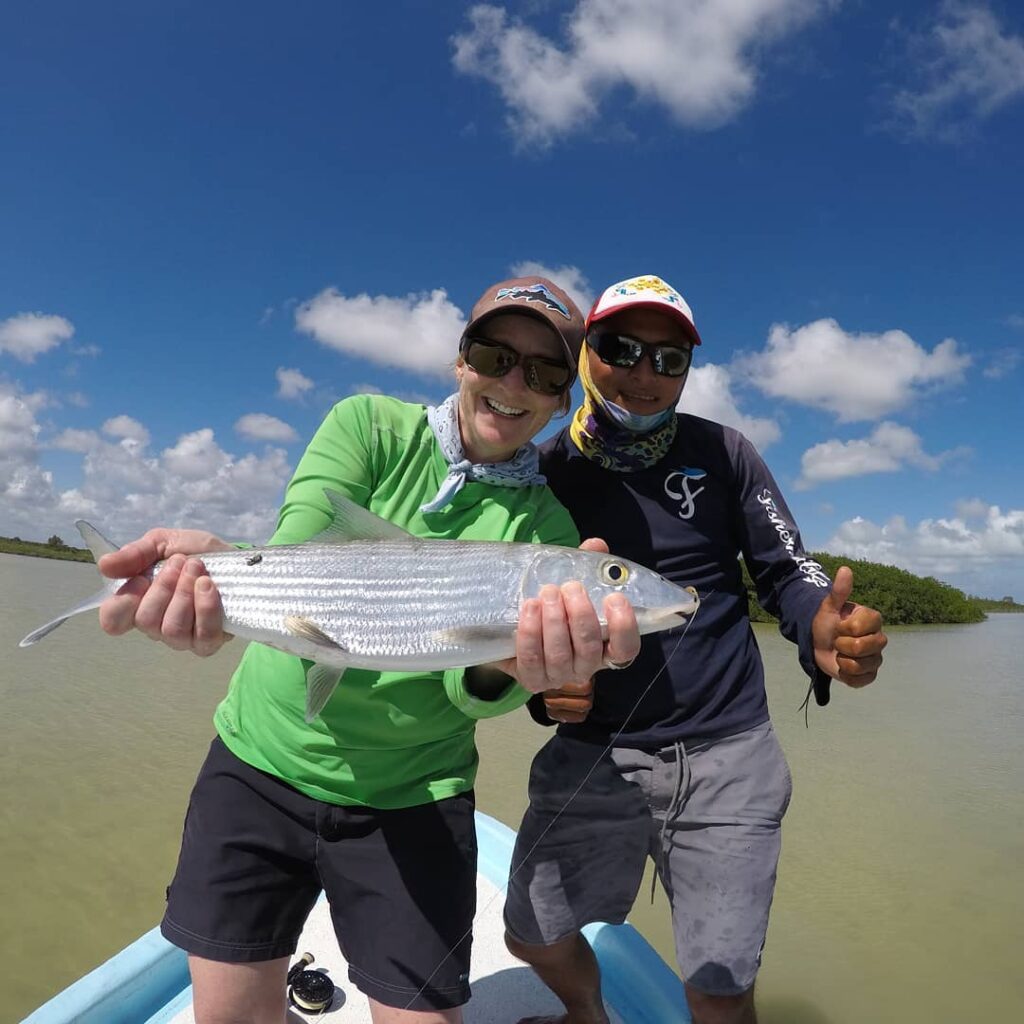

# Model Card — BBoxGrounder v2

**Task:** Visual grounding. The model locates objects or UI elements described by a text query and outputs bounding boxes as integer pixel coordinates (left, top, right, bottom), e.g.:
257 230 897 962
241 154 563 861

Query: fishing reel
287 953 336 1014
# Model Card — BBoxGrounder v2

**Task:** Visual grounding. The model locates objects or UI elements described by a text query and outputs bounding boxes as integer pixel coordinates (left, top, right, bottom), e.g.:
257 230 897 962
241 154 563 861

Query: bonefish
20 489 699 720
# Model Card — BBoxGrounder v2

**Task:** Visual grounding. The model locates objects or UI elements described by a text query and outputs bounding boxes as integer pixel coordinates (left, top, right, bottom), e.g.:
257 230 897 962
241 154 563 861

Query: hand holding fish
498 581 640 695
97 528 234 657
495 536 641 699
811 566 887 688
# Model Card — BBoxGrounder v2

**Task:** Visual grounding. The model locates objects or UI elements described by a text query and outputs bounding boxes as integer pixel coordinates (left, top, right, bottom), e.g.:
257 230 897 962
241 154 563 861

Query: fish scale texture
189 542 529 658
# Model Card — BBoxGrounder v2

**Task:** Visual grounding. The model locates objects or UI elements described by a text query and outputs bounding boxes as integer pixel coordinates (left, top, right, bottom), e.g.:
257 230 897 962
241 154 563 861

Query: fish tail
18 520 123 648
19 586 118 647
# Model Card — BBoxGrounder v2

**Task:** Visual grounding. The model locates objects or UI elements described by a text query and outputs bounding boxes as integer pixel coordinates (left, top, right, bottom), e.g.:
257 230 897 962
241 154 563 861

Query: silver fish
20 489 699 720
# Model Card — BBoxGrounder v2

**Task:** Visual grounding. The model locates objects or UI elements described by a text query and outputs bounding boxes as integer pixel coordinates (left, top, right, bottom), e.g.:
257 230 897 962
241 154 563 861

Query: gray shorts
503 720 793 997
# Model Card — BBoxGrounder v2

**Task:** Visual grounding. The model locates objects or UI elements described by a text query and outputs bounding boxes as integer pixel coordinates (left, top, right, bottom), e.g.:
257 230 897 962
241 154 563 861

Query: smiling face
585 307 693 415
456 313 567 464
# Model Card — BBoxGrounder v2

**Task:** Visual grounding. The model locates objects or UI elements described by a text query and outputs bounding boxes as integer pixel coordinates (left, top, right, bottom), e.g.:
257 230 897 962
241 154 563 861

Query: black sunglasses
460 336 573 396
587 331 693 378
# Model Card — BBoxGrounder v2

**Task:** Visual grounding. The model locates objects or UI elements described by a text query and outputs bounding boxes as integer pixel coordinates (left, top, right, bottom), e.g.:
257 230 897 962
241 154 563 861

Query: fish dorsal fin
313 488 412 544
76 520 120 561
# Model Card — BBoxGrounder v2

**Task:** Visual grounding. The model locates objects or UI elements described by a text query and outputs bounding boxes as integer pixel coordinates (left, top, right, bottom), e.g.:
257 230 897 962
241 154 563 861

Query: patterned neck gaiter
569 349 678 472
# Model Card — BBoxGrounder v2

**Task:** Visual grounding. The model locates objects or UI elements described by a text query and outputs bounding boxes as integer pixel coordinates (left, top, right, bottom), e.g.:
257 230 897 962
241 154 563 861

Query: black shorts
161 737 476 1010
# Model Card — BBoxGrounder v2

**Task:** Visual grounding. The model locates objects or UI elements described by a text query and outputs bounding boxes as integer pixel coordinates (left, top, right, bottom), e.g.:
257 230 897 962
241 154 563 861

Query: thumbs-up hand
811 566 887 688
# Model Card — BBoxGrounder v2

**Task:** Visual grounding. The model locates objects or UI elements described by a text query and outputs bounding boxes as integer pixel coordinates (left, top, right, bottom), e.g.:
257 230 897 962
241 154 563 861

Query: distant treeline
3 534 1020 622
0 535 93 563
743 553 1022 625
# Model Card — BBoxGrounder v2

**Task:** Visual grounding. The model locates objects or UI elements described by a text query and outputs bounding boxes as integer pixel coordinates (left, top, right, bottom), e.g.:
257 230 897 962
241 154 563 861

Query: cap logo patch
614 275 683 306
495 283 571 319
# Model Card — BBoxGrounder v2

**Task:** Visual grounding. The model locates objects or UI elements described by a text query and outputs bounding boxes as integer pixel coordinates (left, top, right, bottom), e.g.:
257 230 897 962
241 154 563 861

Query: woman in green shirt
96 276 640 1024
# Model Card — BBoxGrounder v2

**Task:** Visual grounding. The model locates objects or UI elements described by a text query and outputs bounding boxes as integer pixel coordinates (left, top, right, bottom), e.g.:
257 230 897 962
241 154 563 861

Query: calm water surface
2 553 1022 1021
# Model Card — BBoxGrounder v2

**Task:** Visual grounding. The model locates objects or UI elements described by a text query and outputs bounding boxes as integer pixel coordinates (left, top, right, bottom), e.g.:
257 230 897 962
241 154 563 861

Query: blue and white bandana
421 393 546 513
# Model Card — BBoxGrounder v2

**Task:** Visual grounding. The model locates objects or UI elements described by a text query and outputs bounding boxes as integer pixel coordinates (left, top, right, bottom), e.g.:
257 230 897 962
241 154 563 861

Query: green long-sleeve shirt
214 394 578 808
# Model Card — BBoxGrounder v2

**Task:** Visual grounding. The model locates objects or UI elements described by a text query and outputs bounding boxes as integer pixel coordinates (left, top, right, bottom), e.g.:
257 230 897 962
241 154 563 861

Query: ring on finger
602 654 636 671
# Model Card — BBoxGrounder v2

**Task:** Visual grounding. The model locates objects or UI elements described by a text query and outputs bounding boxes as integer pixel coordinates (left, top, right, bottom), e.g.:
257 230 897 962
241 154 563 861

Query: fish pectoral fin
285 618 350 723
304 662 347 723
314 488 413 544
284 616 348 651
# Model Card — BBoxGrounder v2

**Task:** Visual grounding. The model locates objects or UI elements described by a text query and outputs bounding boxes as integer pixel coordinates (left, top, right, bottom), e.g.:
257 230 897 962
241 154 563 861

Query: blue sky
2 0 1022 599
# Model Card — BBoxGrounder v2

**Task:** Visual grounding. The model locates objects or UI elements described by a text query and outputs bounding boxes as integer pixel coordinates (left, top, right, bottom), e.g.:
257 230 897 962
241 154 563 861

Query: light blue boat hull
24 811 690 1024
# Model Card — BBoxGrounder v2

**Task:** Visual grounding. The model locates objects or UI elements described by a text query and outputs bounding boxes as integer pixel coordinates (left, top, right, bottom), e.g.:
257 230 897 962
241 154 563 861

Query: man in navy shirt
503 275 887 1024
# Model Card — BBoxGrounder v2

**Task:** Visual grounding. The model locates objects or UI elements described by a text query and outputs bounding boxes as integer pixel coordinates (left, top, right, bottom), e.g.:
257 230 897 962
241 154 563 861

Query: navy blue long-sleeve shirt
537 414 833 747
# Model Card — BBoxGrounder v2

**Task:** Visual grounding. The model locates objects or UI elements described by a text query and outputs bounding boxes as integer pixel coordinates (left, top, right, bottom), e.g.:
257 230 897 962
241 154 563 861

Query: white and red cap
586 274 702 346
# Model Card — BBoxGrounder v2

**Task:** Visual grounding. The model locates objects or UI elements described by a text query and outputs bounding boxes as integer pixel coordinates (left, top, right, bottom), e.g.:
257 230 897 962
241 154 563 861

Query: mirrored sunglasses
461 336 572 396
587 331 693 378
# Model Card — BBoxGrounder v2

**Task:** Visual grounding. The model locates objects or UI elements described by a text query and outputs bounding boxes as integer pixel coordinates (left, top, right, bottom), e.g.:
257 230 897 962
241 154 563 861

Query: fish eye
600 559 630 586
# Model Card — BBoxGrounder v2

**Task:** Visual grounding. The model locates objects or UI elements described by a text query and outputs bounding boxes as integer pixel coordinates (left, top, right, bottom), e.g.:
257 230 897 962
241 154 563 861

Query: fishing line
400 595 703 1011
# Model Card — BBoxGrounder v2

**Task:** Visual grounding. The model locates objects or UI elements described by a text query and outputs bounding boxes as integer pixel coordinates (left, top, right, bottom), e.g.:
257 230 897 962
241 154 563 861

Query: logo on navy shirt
664 466 707 519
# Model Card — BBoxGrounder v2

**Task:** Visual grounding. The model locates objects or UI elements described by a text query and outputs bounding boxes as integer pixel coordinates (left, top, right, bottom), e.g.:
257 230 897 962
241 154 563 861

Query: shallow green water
2 553 1022 1021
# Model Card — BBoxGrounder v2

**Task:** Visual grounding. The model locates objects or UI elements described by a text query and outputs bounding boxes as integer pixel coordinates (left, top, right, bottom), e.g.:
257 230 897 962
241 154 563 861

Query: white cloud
826 504 1024 595
0 384 44 460
235 413 299 443
796 421 968 489
0 383 60 534
509 261 593 313
679 363 782 452
890 2 1024 142
295 287 465 378
276 366 314 400
955 497 990 519
162 429 232 481
52 428 100 454
982 347 1022 379
0 313 74 363
103 415 150 446
452 0 833 146
735 318 971 422
0 381 294 544
1006 313 1024 330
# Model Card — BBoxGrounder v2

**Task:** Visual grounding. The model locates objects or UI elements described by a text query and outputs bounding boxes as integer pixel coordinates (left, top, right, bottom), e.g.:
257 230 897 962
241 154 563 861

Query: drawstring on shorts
650 739 691 904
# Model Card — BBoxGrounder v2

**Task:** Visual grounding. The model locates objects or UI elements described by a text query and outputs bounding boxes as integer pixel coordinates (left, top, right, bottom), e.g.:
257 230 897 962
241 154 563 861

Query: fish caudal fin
305 663 346 723
19 585 118 647
19 519 123 648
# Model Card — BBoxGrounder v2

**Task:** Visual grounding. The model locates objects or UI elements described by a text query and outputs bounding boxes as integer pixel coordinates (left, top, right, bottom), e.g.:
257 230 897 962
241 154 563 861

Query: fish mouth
638 592 700 631
647 609 691 628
